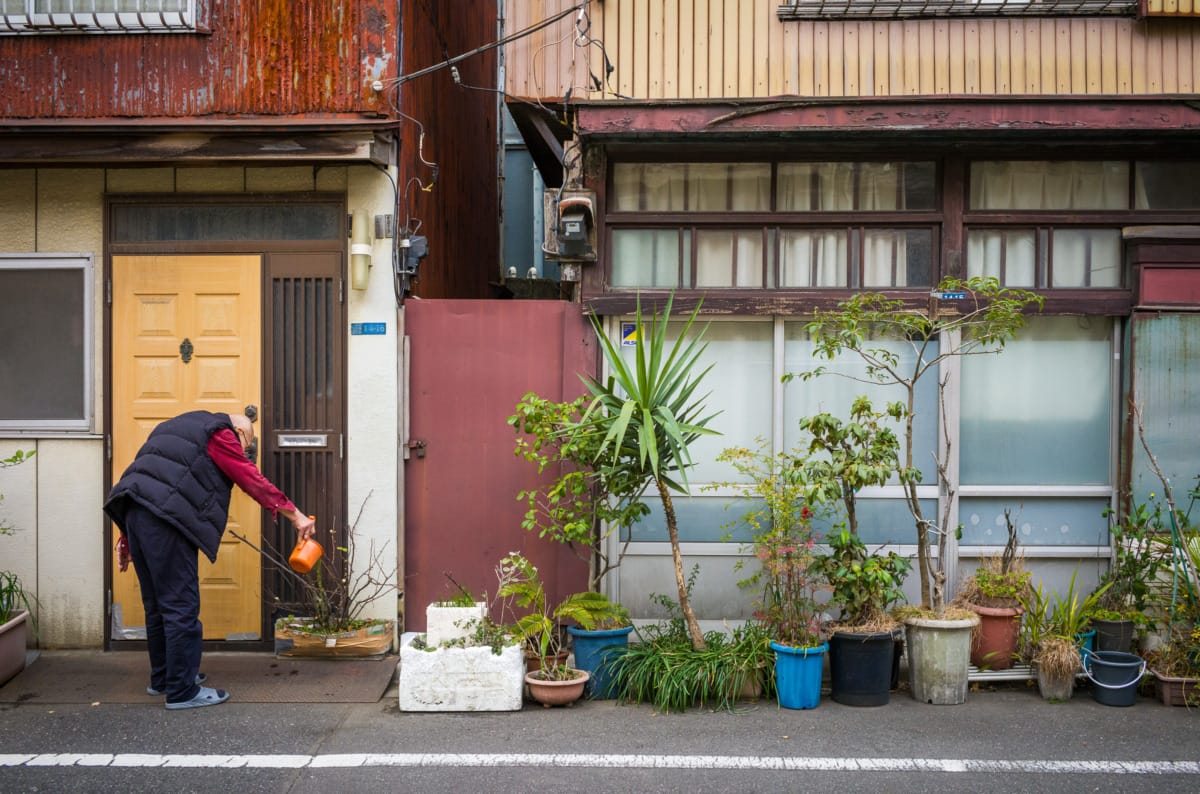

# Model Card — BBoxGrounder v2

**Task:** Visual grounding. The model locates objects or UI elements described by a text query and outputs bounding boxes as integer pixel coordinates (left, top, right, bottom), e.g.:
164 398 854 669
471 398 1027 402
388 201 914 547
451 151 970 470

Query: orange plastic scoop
289 518 323 573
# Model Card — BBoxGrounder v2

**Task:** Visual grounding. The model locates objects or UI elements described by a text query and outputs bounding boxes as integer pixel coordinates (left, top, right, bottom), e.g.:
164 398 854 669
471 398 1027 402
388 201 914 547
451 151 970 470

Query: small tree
797 396 908 537
579 294 720 651
509 393 650 592
789 276 1043 612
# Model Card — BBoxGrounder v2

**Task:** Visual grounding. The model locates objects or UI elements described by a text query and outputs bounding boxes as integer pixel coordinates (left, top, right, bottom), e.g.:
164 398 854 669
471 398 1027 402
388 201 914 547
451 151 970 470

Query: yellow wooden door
111 255 263 641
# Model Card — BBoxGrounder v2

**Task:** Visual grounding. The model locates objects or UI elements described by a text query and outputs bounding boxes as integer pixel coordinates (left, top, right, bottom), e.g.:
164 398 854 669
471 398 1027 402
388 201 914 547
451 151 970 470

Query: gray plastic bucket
1083 649 1146 707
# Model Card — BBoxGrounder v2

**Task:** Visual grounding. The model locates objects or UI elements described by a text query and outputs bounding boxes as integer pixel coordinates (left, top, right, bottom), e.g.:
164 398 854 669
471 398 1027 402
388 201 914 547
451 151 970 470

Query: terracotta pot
524 649 570 675
966 602 1024 671
524 669 589 707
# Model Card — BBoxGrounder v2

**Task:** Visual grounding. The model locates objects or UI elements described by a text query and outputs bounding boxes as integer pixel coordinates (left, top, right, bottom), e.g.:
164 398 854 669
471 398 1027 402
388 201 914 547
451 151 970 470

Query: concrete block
398 636 524 712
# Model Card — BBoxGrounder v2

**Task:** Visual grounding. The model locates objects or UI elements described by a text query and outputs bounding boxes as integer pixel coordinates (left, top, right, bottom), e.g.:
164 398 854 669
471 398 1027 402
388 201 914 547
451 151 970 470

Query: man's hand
293 512 316 542
116 534 131 573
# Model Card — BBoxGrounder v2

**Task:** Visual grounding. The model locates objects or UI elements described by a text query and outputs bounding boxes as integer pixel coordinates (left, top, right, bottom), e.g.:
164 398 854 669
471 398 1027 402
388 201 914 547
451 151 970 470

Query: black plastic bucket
829 630 894 707
1094 619 1136 654
1085 650 1146 707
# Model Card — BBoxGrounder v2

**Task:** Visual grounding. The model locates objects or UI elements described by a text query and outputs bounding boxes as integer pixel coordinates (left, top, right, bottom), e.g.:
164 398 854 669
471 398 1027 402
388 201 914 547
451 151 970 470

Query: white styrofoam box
424 602 487 647
398 636 524 712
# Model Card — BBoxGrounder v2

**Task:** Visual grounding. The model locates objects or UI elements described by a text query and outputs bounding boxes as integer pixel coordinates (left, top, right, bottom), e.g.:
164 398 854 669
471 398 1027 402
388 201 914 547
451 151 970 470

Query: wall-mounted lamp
350 209 373 290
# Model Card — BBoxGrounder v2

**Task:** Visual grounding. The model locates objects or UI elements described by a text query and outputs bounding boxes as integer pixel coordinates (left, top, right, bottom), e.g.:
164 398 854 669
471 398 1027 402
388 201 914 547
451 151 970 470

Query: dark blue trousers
124 508 202 704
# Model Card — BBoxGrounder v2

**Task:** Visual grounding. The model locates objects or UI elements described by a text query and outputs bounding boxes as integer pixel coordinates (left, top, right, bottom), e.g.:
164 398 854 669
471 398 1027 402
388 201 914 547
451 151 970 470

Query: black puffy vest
104 411 235 562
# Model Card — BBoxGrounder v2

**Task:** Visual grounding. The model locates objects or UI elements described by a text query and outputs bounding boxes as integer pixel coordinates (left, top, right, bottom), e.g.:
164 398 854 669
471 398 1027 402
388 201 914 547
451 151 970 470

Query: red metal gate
403 299 594 631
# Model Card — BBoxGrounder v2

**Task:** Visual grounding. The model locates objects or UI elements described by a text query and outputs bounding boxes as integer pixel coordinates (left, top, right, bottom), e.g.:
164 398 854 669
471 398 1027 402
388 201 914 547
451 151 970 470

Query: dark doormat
0 650 398 705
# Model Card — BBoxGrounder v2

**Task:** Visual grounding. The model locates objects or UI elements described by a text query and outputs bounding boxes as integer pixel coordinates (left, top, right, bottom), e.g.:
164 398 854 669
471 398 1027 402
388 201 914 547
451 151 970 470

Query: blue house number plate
351 322 387 335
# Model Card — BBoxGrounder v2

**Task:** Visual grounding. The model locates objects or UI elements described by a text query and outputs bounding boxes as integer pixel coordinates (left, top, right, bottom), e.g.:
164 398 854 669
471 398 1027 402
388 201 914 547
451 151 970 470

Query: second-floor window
0 1 198 35
609 160 938 290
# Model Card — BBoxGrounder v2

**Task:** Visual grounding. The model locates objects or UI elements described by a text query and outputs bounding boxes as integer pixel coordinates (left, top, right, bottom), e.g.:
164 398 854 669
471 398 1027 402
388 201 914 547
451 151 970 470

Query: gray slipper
165 686 229 710
147 672 207 696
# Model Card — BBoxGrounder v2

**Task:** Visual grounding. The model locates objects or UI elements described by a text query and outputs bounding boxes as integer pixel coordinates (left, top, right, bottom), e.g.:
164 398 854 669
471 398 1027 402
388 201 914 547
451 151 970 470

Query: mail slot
276 434 328 448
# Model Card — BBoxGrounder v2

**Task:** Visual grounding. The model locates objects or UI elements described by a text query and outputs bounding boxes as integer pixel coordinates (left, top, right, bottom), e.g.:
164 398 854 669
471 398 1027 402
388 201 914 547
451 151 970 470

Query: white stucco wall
345 165 401 625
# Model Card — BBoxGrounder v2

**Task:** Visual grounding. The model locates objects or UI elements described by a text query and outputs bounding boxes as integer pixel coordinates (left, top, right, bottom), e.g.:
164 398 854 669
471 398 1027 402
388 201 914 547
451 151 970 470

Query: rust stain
0 1 398 119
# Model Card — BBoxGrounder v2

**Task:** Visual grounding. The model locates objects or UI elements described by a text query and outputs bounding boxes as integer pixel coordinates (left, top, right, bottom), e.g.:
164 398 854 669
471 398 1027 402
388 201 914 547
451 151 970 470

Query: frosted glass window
1135 162 1200 209
687 163 771 211
611 229 684 287
623 497 759 543
696 230 763 288
961 316 1112 485
783 322 938 485
809 498 938 547
967 229 1036 287
618 320 773 483
959 498 1112 546
612 163 686 212
1051 229 1122 288
970 161 1129 210
779 230 848 287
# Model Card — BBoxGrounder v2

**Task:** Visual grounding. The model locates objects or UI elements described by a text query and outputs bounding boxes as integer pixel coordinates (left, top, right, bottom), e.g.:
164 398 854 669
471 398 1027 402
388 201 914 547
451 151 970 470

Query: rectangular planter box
398 635 524 712
1153 670 1200 707
0 610 29 687
274 618 394 659
425 602 487 647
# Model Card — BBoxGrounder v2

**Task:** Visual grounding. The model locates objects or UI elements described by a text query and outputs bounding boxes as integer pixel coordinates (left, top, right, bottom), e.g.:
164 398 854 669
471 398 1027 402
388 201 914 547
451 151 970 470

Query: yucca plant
578 293 720 651
496 553 623 681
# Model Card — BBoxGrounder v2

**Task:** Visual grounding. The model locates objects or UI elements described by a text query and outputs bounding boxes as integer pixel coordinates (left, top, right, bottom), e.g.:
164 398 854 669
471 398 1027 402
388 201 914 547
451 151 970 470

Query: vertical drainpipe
497 2 506 285
394 7 406 644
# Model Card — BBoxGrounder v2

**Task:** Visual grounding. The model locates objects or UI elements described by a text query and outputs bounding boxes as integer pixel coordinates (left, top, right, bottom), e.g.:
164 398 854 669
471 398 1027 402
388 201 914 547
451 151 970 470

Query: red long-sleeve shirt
206 428 297 518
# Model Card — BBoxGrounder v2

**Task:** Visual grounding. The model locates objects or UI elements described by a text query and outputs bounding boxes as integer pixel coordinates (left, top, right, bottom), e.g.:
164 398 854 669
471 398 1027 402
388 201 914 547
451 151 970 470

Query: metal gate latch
405 439 426 459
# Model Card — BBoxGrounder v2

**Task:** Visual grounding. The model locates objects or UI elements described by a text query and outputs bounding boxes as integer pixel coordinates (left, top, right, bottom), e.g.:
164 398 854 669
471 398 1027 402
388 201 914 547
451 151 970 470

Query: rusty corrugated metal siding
0 1 397 119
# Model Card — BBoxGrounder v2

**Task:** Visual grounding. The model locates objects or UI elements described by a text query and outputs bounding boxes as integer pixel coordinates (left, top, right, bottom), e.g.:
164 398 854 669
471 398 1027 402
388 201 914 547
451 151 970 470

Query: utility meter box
553 189 596 260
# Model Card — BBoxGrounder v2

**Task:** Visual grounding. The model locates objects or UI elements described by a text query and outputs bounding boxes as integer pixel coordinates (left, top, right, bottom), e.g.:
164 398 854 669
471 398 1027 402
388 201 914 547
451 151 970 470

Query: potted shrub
578 293 719 652
1147 614 1200 707
1020 581 1080 701
816 528 911 706
0 450 35 687
1091 499 1165 653
793 276 1043 704
496 552 625 707
957 508 1031 671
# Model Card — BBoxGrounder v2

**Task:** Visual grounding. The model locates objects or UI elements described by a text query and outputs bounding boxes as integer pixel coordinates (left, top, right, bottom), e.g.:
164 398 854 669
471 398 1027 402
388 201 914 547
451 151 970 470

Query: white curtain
611 230 680 288
779 230 847 286
970 161 1129 210
863 230 908 287
696 230 763 288
1052 229 1121 288
967 230 1037 286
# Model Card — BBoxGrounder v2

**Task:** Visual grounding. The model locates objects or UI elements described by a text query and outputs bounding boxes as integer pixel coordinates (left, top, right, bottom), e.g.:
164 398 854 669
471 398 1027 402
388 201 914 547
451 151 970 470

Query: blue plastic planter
568 625 634 699
771 641 828 710
1076 629 1097 668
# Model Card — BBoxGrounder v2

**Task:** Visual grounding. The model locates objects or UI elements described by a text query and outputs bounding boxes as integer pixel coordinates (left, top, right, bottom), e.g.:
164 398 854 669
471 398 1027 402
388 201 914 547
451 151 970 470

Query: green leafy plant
796 396 908 537
1020 581 1083 683
1 450 36 632
1049 570 1111 640
1096 499 1167 623
496 552 624 681
788 276 1043 612
579 293 720 651
959 507 1032 609
509 393 650 591
752 505 824 648
815 528 911 630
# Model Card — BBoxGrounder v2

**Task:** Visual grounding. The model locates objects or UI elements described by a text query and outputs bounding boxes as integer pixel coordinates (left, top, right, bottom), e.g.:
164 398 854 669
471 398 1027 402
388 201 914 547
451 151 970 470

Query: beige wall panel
770 2 786 95
245 166 316 192
37 439 105 648
315 166 348 192
0 169 36 250
663 0 678 98
38 169 103 255
505 3 1200 102
176 167 245 193
106 168 174 193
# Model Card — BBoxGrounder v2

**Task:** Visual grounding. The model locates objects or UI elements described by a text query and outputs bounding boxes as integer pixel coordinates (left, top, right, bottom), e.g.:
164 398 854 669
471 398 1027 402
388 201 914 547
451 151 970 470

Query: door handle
179 337 193 363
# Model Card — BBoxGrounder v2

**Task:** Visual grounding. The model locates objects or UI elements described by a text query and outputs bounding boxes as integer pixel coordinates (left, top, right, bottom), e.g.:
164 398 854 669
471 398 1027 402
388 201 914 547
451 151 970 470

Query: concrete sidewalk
0 652 1197 793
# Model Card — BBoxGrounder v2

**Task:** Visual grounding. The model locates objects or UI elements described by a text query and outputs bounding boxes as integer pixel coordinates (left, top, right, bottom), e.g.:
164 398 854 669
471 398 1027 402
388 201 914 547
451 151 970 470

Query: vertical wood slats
505 0 1200 101
268 275 343 609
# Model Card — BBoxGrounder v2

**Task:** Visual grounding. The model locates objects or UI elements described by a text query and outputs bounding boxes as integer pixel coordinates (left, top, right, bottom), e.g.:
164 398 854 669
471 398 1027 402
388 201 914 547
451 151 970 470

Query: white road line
1 753 1198 774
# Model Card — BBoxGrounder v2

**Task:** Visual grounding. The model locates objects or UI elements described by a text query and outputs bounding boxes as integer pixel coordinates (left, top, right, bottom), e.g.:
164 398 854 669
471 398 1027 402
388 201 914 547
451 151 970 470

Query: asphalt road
1 684 1197 793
